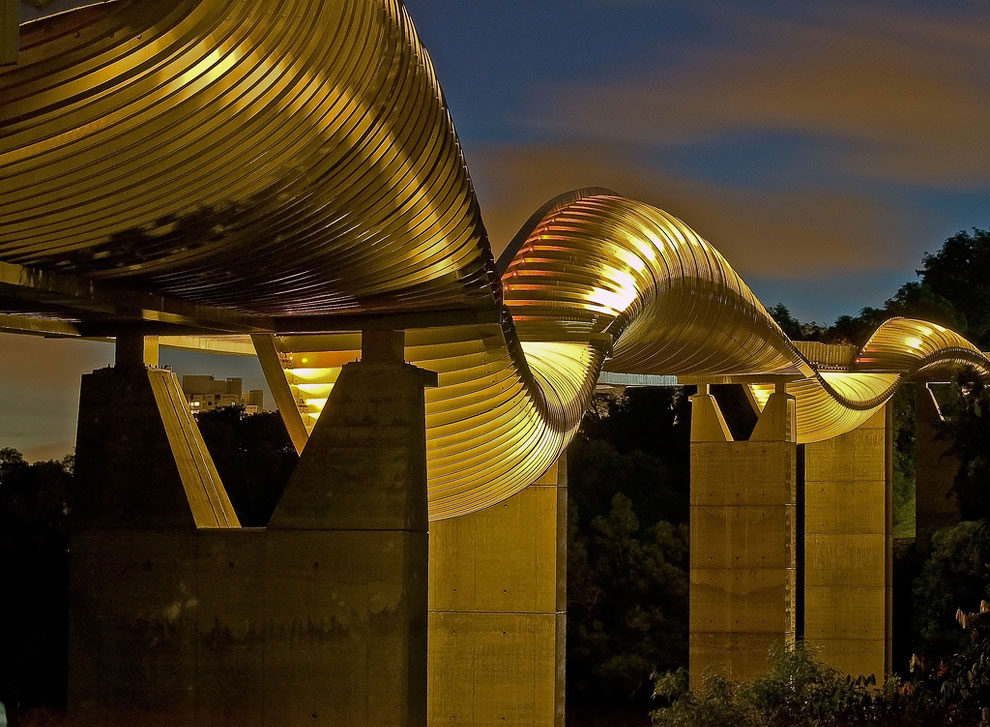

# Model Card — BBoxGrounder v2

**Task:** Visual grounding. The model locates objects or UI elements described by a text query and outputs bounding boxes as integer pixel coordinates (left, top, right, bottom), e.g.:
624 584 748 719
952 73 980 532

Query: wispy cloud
470 142 926 278
525 3 990 188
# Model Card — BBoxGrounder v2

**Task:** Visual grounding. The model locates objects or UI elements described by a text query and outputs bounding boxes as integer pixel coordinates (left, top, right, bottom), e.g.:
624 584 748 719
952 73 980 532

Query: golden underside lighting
273 190 990 519
3 0 989 519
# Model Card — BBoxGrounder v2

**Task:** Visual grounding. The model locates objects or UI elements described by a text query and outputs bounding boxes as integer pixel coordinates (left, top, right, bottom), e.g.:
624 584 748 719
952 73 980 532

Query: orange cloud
467 142 926 278
526 4 990 188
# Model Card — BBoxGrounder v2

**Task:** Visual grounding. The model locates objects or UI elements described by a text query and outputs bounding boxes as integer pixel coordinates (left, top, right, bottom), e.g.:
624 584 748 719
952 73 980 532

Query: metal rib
3 1 988 519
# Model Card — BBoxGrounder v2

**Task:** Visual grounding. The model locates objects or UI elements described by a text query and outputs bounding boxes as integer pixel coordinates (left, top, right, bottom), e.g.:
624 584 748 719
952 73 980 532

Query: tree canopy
786 229 990 347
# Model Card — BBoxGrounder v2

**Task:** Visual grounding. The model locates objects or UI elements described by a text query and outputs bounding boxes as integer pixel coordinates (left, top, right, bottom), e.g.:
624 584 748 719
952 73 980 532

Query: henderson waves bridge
0 1 985 725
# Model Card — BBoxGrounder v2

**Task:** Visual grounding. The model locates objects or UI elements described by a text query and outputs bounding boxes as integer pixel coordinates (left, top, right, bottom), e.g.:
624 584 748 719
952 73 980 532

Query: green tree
822 311 876 346
912 520 990 659
652 644 915 727
567 388 692 714
912 229 990 348
822 229 989 346
193 406 297 526
939 377 990 521
769 303 803 340
569 492 688 701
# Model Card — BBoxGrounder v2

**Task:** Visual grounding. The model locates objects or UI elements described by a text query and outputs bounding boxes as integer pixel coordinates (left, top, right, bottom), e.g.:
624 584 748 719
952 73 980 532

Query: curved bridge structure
1 0 988 520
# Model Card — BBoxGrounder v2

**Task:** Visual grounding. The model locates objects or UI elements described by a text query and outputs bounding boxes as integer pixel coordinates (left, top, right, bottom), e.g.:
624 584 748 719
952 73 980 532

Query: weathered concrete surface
689 388 797 688
427 460 566 726
804 406 891 678
915 385 960 548
270 359 436 532
73 365 238 529
69 529 425 726
70 346 435 726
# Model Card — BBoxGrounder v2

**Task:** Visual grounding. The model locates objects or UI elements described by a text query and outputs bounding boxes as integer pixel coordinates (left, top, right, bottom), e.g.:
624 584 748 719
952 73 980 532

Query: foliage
913 520 990 660
825 309 888 346
652 631 990 727
938 378 990 521
0 448 73 718
769 303 803 340
567 388 691 707
569 492 689 701
193 406 297 526
914 229 990 348
579 387 692 468
651 643 906 726
768 303 828 342
820 229 990 346
937 605 990 724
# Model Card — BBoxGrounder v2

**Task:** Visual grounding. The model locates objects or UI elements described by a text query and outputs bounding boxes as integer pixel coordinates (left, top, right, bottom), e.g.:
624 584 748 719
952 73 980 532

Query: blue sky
3 0 988 459
406 0 989 321
21 0 990 320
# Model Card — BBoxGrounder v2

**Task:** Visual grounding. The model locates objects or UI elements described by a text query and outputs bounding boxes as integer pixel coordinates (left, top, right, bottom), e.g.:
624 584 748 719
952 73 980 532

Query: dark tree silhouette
567 388 691 718
821 229 989 346
0 448 72 718
193 406 297 527
769 303 803 340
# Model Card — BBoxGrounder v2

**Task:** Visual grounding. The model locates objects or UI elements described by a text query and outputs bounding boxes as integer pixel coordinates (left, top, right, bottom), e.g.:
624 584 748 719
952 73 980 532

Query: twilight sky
2 0 988 459
402 0 989 317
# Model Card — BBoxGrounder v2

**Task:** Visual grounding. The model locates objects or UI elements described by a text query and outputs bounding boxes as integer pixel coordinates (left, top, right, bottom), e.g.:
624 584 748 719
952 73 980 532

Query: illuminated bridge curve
278 190 990 519
1 0 987 519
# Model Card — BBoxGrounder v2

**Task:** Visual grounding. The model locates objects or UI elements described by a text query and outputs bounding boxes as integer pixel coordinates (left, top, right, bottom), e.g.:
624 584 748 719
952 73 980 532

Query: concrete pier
803 406 892 678
428 459 566 726
689 384 797 687
69 332 437 726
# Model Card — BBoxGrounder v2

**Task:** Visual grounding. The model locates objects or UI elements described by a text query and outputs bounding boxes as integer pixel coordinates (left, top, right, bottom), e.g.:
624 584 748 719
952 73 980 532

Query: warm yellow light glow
278 192 990 519
5 1 989 522
295 383 333 396
286 368 338 383
748 385 773 413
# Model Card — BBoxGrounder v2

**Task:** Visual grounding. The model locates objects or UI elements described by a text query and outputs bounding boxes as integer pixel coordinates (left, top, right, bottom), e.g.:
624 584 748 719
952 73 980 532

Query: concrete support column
70 330 438 726
689 384 797 688
804 406 892 678
427 458 566 726
915 385 960 548
69 354 241 725
72 358 238 530
113 332 160 368
268 329 437 725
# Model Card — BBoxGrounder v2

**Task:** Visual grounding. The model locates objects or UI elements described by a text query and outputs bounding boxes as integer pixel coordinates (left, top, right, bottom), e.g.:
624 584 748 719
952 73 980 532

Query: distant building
181 375 265 414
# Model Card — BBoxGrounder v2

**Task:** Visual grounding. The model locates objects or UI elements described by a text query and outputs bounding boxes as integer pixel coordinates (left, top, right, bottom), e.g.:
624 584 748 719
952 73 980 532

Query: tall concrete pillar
69 350 241 725
69 330 437 726
689 384 797 688
266 329 437 726
915 385 960 548
427 458 566 726
804 405 892 677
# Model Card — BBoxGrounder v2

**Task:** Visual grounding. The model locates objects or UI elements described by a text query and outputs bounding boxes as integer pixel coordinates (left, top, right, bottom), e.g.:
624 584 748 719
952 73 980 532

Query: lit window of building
180 375 266 414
